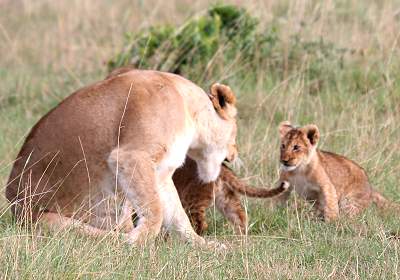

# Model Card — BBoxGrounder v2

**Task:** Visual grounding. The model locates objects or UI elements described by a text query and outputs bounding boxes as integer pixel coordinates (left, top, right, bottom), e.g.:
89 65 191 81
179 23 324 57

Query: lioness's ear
209 83 237 120
279 121 293 138
301 124 320 146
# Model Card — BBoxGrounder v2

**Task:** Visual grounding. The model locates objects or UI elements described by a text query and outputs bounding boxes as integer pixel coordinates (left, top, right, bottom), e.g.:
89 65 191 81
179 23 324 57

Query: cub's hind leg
108 148 163 245
215 179 247 235
186 194 212 235
182 181 214 235
339 190 373 217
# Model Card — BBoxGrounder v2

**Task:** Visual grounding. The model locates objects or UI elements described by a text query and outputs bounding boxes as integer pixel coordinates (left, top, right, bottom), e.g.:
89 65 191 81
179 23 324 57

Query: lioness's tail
220 164 289 198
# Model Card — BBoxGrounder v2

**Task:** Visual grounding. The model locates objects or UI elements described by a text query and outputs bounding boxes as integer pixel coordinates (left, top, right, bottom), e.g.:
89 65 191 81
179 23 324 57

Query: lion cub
276 121 388 221
174 158 289 235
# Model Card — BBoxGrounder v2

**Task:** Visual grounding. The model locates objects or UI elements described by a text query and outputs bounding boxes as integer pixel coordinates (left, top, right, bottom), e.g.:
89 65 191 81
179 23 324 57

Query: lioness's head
278 121 320 172
188 83 238 182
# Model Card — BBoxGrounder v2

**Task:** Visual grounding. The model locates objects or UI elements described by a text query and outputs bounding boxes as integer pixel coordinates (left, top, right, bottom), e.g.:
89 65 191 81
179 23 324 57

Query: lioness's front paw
123 231 139 245
205 240 227 251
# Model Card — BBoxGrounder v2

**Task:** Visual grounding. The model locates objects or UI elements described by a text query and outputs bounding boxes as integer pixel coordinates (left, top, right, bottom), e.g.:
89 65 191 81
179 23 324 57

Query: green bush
108 4 347 91
108 5 261 74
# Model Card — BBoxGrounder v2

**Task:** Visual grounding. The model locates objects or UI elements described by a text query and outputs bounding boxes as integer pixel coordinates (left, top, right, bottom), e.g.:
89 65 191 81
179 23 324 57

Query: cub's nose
281 159 290 166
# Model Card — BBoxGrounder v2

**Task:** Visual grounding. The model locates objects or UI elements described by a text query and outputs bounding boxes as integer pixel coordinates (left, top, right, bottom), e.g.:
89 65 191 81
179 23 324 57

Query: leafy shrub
108 5 262 75
108 4 348 91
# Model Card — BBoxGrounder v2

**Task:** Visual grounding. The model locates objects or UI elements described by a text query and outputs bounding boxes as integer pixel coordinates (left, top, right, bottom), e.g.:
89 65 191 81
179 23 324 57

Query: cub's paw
281 181 290 190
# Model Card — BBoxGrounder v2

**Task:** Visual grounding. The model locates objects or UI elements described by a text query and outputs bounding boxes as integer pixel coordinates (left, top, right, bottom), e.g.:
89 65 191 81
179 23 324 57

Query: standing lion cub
275 121 388 221
174 158 289 235
6 69 238 247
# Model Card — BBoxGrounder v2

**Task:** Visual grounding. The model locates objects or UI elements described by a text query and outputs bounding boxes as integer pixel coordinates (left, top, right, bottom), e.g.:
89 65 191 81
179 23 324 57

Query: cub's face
188 83 238 183
279 121 320 172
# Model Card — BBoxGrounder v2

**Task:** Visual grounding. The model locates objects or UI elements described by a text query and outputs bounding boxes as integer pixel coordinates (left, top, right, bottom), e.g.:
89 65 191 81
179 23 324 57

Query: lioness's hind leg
108 148 163 245
40 212 110 237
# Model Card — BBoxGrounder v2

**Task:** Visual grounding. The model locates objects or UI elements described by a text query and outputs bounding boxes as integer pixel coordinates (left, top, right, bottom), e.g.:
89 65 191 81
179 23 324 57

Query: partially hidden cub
276 121 389 221
173 157 289 234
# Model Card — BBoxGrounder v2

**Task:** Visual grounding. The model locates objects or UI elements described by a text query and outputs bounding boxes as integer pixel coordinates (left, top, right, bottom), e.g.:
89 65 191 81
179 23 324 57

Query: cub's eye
281 144 285 149
293 145 300 151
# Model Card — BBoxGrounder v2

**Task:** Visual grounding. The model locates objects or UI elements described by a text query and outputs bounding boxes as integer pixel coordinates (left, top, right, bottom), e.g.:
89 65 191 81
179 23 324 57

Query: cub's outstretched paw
281 181 290 190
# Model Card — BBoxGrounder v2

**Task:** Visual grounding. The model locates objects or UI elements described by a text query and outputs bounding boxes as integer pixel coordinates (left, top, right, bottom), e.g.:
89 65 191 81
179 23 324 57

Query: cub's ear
209 83 237 120
301 124 320 146
279 121 293 138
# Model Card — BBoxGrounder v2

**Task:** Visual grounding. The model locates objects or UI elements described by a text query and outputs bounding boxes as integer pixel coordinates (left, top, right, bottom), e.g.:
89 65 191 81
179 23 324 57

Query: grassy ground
1 0 400 279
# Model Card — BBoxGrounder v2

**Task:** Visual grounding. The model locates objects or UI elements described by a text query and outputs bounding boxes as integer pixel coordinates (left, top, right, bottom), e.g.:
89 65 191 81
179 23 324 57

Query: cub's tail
220 164 289 198
372 190 389 208
371 189 400 211
372 189 400 240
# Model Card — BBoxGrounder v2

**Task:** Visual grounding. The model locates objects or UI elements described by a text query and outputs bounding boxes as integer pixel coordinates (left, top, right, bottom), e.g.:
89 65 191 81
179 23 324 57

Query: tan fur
275 121 389 221
208 83 237 121
173 158 289 235
5 69 238 248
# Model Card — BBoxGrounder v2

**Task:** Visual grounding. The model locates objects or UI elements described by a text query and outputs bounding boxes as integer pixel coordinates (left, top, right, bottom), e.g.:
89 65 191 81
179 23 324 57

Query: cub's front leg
317 179 339 221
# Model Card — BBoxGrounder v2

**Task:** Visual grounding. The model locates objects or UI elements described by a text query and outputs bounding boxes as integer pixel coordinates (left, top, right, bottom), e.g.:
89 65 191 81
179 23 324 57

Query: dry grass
0 0 400 279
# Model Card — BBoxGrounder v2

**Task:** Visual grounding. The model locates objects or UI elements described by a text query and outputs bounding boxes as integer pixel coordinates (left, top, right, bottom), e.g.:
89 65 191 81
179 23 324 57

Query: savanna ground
1 0 400 279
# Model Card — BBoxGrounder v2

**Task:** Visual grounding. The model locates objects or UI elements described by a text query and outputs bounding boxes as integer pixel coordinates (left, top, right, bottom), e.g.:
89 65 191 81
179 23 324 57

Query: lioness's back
6 70 193 223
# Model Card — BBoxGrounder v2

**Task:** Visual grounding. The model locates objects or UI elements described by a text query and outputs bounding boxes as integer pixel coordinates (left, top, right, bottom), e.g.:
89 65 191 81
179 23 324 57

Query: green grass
1 0 400 279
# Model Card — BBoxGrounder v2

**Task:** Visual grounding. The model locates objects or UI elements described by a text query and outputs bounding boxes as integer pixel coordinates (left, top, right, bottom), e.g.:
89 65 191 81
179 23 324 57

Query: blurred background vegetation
109 4 349 92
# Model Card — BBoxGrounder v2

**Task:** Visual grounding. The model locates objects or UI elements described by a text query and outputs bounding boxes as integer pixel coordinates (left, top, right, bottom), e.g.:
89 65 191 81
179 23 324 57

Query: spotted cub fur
174 158 288 234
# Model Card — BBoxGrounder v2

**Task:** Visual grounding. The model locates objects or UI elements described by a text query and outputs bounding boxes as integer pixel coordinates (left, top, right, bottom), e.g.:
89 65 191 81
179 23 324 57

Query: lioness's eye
293 145 300 151
281 144 285 149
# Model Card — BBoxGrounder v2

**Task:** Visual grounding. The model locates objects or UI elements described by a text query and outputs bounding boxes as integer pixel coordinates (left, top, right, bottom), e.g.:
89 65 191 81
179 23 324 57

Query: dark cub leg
214 179 247 234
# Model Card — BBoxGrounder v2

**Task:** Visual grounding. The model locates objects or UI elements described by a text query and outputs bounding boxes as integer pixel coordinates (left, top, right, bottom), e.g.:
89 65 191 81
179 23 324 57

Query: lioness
275 121 388 221
174 158 289 235
6 69 238 247
107 67 288 235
